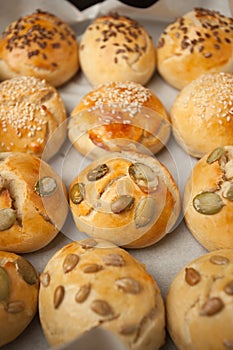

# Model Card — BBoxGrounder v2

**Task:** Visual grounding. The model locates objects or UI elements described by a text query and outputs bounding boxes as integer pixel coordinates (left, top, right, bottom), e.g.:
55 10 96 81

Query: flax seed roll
39 238 165 349
170 72 233 158
68 151 180 249
0 251 39 346
167 249 233 350
157 8 233 90
0 76 67 161
183 145 233 251
0 9 79 87
79 13 156 86
0 152 68 253
68 81 170 159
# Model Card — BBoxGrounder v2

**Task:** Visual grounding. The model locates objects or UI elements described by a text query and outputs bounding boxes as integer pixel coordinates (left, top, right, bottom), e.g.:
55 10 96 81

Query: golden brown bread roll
68 81 171 159
0 251 39 347
79 13 156 86
68 151 180 248
0 152 68 253
170 72 233 158
0 76 67 161
39 238 165 349
167 249 233 350
157 8 233 90
0 9 79 87
183 145 233 251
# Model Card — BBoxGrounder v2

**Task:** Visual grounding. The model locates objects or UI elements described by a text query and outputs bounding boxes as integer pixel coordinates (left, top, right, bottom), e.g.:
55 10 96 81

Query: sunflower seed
63 254 79 273
224 280 233 295
6 300 25 313
75 283 91 303
87 164 108 181
90 299 113 316
16 258 38 285
80 238 97 249
83 264 102 273
0 208 16 231
200 297 224 316
40 272 50 287
111 195 134 214
185 267 201 286
119 324 138 335
209 255 229 265
34 176 57 196
193 192 224 215
54 285 65 309
115 277 141 294
70 183 85 204
134 197 155 228
206 147 224 164
0 266 10 302
102 254 125 266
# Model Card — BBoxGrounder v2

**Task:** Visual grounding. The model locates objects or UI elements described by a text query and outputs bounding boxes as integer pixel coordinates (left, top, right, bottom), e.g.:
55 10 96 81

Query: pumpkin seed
102 254 125 267
0 208 16 231
111 195 134 214
206 147 224 164
193 192 224 215
0 266 10 302
75 283 91 303
54 285 65 309
83 264 102 273
200 297 224 316
134 197 155 228
35 176 57 196
129 163 158 192
209 255 229 265
185 267 201 286
223 183 233 201
70 183 85 204
90 299 113 316
115 277 141 294
63 254 79 273
16 257 38 285
40 272 50 287
6 300 25 313
87 164 108 181
224 280 233 295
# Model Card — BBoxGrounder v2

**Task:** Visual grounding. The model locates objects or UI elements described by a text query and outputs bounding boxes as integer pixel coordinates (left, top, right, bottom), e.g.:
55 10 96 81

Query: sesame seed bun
0 76 67 161
157 8 233 90
170 72 233 158
79 13 156 86
68 81 170 159
0 9 79 87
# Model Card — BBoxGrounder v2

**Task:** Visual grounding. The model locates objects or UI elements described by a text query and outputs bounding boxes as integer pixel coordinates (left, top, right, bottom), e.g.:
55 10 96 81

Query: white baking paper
0 1 232 350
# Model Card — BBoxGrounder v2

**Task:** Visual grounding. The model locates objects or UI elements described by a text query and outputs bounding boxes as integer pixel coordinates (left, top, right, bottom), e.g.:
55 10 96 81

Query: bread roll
0 76 67 161
39 238 165 349
0 152 68 253
0 251 39 346
167 249 233 350
0 9 79 87
68 81 170 159
157 7 233 90
79 13 156 86
183 145 233 251
170 72 233 158
68 151 180 248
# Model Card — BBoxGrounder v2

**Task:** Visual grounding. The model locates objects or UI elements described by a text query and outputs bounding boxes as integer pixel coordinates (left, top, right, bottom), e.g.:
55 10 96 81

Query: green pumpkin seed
0 266 10 302
223 183 233 201
193 192 224 215
134 197 156 228
0 208 16 231
87 164 109 181
35 176 57 196
129 163 158 192
16 257 38 285
70 183 85 204
206 147 224 164
111 195 134 214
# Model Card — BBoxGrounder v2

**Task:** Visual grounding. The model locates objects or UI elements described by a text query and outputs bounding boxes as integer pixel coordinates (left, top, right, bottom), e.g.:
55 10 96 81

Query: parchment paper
0 1 231 349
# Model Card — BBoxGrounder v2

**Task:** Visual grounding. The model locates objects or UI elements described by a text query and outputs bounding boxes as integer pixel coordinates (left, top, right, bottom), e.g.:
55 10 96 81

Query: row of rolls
0 6 233 350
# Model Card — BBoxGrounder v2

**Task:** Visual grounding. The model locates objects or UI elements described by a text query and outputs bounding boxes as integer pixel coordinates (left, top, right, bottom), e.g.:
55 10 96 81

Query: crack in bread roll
68 151 180 248
183 145 233 251
0 251 39 347
39 238 165 349
170 72 233 158
157 8 233 90
167 249 233 350
0 9 79 87
0 152 68 253
79 13 156 86
0 76 67 161
68 81 170 159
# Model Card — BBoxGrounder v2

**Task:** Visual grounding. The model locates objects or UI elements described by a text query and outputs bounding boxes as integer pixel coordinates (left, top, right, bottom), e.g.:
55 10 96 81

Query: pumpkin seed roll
0 251 39 346
0 152 68 253
157 8 233 90
167 249 233 350
68 150 180 248
39 238 165 349
184 146 233 251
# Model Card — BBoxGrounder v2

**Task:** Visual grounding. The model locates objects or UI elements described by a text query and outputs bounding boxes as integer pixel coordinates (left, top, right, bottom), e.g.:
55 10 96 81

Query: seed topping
0 266 10 302
200 297 224 316
75 283 91 303
70 183 85 204
102 254 125 266
134 197 156 227
63 254 80 273
16 257 38 285
40 272 50 287
34 176 57 196
87 164 109 181
111 195 134 214
54 285 65 309
209 255 229 265
90 299 114 316
115 277 141 294
0 208 16 231
185 267 201 286
193 192 224 215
